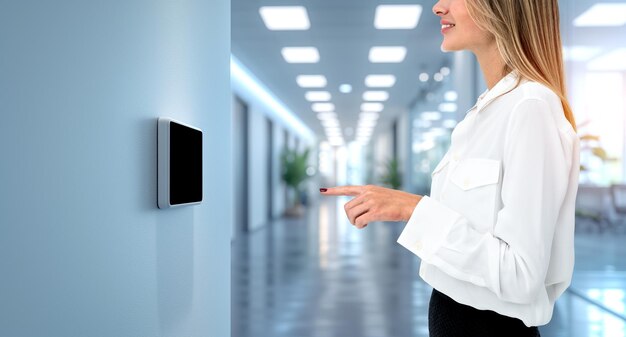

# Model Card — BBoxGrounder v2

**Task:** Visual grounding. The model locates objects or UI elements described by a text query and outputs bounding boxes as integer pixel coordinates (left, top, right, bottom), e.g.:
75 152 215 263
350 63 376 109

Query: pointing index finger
320 186 364 196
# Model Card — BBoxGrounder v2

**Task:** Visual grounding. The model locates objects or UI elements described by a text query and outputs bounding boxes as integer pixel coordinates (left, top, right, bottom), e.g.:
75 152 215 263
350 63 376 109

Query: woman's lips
441 23 455 34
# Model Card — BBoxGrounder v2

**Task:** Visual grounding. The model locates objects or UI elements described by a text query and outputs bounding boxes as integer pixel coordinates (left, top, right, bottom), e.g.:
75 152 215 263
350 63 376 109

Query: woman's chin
440 41 462 53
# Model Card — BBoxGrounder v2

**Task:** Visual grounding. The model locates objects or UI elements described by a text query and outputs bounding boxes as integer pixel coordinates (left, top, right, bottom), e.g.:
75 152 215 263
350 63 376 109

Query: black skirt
428 288 541 337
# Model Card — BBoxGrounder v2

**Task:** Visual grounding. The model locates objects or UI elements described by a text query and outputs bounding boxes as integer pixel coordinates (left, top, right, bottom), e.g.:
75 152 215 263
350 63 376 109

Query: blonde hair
466 0 577 131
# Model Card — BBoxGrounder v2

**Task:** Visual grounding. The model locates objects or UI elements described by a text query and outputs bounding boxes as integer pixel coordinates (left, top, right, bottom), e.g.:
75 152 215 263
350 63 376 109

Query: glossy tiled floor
232 198 626 337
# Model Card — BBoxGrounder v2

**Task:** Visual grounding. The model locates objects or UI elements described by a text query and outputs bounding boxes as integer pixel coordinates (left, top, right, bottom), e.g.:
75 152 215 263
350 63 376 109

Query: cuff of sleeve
397 196 461 261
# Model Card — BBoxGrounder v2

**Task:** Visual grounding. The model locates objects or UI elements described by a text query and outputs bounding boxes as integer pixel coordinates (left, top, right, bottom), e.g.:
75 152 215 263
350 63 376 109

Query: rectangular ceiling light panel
259 6 311 30
359 112 380 120
361 102 384 112
321 120 340 128
297 75 327 88
375 5 422 29
438 102 458 113
363 91 389 101
369 46 407 63
573 3 626 27
317 112 338 120
312 103 335 112
421 111 442 121
282 47 320 63
306 91 332 101
365 75 396 88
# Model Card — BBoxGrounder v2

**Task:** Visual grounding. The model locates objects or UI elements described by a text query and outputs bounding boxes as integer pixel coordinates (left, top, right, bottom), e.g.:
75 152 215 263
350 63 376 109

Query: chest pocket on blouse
446 158 502 232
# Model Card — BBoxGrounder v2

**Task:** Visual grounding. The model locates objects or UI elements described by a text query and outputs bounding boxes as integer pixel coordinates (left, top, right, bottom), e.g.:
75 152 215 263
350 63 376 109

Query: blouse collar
475 71 521 113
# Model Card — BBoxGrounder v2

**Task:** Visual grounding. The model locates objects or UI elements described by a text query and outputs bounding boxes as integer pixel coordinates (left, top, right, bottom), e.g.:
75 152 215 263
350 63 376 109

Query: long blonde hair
466 0 577 131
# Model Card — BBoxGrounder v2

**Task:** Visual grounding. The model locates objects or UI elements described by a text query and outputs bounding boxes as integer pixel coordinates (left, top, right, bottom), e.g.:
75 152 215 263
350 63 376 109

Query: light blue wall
272 122 288 219
231 58 317 232
248 106 271 231
0 1 231 336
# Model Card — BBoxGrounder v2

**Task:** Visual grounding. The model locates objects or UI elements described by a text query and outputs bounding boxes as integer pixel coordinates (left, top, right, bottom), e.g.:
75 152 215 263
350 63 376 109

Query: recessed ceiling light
421 111 442 121
317 112 338 120
433 73 444 82
358 121 375 127
430 128 446 136
322 120 340 128
339 84 353 93
562 46 603 62
359 112 380 120
365 75 396 88
440 67 451 76
443 119 458 129
587 48 626 70
414 119 432 128
438 102 457 112
305 91 332 102
374 5 422 29
362 91 389 101
369 46 407 63
259 6 311 30
281 47 320 63
297 75 327 88
361 102 384 112
328 137 344 146
573 3 626 27
419 73 429 82
359 120 377 128
444 91 458 101
312 103 335 112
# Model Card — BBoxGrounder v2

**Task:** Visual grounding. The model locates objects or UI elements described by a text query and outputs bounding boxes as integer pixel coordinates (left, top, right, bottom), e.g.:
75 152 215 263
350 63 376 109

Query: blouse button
463 177 471 189
413 241 423 251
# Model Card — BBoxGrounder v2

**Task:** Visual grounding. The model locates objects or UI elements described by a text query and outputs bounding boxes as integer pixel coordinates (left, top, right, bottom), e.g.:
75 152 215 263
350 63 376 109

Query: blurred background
231 1 626 336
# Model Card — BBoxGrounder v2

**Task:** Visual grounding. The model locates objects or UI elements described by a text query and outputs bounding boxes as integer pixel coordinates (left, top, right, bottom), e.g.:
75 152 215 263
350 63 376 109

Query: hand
319 185 422 229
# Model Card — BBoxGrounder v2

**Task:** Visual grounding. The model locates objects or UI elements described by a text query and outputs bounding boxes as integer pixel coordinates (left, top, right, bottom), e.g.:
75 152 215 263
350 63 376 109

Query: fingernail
319 188 327 192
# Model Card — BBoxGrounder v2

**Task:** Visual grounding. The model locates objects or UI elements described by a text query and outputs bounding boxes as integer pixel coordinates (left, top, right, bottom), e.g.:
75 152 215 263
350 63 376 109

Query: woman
320 0 579 336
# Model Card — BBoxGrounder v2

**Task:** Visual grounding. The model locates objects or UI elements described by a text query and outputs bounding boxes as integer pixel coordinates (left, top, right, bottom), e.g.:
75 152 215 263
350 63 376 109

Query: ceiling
231 0 626 141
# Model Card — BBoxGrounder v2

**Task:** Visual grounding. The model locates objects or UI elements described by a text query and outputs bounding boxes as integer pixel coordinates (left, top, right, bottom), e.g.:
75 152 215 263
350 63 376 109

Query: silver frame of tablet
157 117 203 209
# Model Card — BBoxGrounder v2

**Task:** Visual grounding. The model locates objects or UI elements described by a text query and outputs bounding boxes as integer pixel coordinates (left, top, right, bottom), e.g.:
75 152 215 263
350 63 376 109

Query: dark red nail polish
320 188 327 192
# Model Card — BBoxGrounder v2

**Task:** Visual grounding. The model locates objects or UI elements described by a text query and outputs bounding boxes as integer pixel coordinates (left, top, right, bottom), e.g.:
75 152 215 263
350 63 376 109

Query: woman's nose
433 0 448 16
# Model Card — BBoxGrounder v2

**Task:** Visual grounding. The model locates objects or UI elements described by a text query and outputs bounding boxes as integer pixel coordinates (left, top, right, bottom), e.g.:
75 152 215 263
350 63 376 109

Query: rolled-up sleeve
397 98 573 304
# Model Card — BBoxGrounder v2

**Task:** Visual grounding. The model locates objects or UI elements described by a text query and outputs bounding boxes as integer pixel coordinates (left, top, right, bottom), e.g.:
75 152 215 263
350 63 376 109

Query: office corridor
233 197 626 337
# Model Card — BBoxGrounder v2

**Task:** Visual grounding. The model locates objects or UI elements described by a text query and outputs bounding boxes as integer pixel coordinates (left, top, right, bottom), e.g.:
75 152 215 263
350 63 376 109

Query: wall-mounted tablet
158 117 203 209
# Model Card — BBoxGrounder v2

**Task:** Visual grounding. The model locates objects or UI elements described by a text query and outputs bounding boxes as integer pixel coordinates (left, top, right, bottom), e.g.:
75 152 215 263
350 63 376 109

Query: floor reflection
232 198 626 337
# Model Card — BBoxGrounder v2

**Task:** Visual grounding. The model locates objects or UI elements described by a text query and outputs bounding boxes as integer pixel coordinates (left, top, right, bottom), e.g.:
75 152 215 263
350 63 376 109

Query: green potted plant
575 132 618 223
281 147 311 216
380 158 402 190
579 134 616 172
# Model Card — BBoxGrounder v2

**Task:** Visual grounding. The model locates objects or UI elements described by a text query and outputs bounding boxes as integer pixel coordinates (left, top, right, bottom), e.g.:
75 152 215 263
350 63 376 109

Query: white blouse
397 72 580 327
